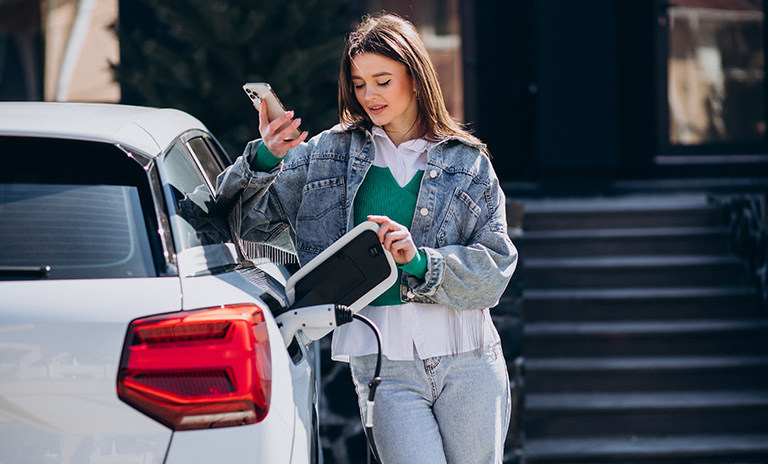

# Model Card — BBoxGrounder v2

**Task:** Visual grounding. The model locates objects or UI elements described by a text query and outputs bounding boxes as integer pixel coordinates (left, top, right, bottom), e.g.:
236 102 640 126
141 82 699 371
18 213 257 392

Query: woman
217 13 517 464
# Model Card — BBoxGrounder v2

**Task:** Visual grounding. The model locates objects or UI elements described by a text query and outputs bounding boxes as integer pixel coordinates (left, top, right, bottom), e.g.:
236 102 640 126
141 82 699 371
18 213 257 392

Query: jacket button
406 291 415 299
420 208 429 216
429 170 438 178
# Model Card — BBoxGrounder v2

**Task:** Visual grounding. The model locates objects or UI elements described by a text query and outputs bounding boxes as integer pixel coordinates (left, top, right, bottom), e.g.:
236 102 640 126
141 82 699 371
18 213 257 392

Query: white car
0 102 356 463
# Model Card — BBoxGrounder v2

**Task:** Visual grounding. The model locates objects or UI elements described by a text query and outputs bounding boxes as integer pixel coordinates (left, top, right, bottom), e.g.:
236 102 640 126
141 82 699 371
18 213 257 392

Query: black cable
352 313 383 464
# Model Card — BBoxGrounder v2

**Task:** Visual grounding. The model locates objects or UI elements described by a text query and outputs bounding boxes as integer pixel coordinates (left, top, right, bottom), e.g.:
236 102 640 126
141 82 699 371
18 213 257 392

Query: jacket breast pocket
436 188 482 247
296 176 346 254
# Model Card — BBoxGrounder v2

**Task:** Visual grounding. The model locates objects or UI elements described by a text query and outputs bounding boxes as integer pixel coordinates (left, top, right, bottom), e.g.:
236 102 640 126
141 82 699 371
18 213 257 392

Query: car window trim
179 130 220 194
116 143 153 167
117 143 178 276
147 162 179 275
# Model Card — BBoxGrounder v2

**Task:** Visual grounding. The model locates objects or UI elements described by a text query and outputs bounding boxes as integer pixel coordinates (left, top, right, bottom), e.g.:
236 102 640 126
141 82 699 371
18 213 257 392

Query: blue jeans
349 343 511 464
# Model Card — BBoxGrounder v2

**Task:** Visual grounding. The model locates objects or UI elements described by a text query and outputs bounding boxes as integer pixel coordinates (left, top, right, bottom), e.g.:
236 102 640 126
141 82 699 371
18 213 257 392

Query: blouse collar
370 126 434 187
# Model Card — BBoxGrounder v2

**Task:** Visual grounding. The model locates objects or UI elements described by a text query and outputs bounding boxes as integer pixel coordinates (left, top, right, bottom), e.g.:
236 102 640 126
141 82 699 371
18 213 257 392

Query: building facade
461 0 768 189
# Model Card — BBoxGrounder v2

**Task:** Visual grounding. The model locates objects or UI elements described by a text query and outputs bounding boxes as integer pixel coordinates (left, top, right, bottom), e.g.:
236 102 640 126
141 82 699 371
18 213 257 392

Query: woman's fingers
367 215 395 242
257 99 270 132
382 228 408 248
259 100 307 157
276 118 307 147
367 215 417 264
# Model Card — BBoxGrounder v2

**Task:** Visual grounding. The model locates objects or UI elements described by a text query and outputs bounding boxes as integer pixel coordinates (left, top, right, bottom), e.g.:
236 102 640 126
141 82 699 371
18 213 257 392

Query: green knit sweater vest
354 166 426 306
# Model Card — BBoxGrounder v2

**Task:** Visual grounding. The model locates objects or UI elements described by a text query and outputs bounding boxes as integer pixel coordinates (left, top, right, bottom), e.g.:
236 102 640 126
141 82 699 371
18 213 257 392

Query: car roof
0 102 209 157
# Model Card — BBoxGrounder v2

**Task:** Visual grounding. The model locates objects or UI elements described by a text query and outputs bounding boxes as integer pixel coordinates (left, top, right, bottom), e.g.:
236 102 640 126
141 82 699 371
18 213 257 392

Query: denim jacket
215 126 518 311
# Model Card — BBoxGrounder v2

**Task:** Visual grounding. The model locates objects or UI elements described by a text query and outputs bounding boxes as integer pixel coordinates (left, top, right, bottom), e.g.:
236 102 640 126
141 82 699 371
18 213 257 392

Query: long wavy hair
339 13 486 151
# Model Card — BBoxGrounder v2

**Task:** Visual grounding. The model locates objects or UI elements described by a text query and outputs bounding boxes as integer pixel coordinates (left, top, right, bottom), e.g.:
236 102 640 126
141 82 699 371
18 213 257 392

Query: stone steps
523 255 748 289
519 286 761 322
525 319 768 358
525 390 768 438
520 226 728 257
526 355 768 393
524 434 768 463
516 194 768 464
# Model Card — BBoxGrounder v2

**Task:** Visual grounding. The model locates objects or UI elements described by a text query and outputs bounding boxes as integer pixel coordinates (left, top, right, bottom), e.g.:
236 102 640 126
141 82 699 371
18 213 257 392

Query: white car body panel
177 270 315 462
163 307 312 464
0 259 313 463
176 244 240 278
0 278 181 323
0 278 181 463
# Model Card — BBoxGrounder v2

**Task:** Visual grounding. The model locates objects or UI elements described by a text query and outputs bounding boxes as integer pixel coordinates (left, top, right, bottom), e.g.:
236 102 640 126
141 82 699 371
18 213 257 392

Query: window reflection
668 0 765 145
162 142 229 251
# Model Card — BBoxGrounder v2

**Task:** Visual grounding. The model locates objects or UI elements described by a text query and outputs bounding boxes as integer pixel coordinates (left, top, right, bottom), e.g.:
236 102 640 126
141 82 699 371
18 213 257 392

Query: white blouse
330 126 501 362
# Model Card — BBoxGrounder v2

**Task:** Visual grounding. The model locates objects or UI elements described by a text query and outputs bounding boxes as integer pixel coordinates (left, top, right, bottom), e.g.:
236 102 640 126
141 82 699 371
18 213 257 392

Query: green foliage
114 0 351 157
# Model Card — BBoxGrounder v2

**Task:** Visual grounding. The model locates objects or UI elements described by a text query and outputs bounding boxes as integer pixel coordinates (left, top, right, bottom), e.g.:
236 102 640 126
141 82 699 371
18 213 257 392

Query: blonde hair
339 13 485 151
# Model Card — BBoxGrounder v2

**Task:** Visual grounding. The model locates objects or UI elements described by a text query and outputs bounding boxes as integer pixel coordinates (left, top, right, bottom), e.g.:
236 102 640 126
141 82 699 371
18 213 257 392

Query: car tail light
117 304 271 430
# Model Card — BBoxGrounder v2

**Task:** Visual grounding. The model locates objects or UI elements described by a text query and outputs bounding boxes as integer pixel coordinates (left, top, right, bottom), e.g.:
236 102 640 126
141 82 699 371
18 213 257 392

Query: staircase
517 193 768 463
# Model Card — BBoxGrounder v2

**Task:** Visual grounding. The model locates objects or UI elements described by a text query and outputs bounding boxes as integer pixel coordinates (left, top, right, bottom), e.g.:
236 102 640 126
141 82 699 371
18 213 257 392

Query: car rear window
0 184 156 280
0 136 162 280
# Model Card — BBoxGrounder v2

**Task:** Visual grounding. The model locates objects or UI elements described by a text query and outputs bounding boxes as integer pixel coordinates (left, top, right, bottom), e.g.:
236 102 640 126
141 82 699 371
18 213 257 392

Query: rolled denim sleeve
403 179 518 310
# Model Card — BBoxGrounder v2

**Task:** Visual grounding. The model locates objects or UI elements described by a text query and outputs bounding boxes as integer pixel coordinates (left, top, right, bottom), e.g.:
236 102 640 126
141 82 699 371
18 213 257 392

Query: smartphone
243 82 302 141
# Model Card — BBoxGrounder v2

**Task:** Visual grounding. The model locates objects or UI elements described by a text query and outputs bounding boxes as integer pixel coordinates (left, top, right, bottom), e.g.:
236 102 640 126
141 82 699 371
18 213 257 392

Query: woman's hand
368 215 417 265
258 99 308 158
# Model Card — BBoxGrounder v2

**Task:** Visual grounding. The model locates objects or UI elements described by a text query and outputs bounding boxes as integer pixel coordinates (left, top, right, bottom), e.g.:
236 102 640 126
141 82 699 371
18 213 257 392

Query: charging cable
275 305 383 462
352 313 383 464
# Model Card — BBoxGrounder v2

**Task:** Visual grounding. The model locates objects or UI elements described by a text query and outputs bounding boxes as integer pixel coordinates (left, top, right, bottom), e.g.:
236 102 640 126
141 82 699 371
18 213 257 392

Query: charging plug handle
276 304 353 347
